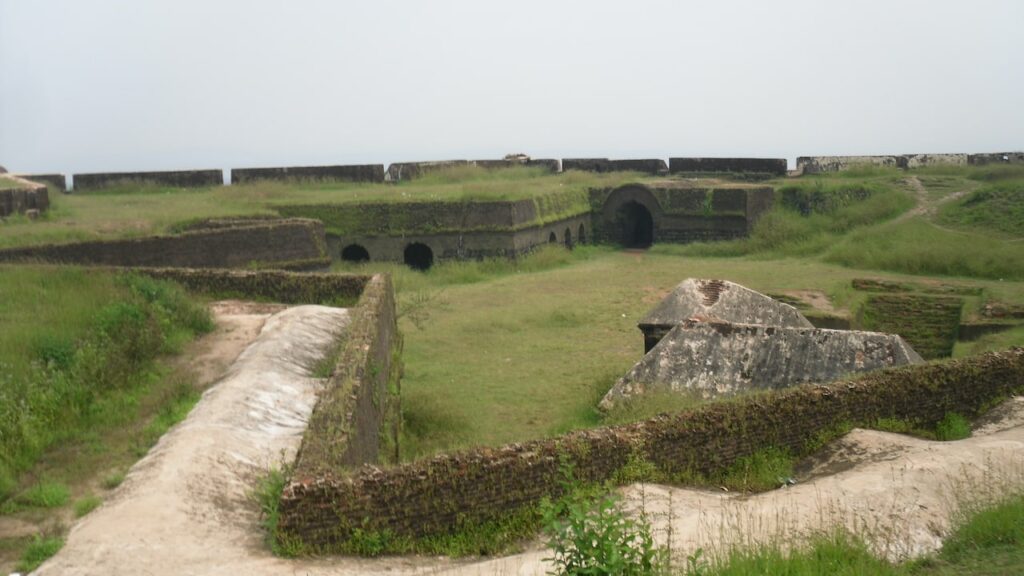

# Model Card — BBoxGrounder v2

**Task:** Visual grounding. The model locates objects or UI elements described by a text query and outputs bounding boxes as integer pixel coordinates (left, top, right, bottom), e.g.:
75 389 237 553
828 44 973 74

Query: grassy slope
0 267 212 571
0 167 645 249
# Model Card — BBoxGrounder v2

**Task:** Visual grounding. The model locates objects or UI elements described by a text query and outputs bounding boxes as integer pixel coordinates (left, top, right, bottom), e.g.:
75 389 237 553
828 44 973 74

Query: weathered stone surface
601 320 923 409
669 157 786 176
796 155 904 174
639 278 812 352
969 152 1024 165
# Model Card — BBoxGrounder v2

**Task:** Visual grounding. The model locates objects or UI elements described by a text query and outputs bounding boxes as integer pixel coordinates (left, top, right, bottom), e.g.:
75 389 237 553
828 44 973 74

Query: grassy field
332 246 1024 461
0 167 646 249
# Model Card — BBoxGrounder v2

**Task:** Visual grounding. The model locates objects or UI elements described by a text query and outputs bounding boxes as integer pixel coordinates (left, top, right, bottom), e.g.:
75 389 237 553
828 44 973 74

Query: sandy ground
27 299 1024 574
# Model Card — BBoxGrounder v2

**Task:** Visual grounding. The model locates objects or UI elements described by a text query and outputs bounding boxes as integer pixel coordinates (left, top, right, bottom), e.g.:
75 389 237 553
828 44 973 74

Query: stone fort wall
278 348 1024 548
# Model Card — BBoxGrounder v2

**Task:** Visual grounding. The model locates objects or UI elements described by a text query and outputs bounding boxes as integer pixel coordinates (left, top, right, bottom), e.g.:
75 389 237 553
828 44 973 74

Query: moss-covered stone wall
278 348 1024 549
0 219 330 270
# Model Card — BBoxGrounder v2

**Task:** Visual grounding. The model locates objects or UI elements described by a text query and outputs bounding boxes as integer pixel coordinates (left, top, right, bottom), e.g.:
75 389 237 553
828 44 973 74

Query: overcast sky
1 0 1022 174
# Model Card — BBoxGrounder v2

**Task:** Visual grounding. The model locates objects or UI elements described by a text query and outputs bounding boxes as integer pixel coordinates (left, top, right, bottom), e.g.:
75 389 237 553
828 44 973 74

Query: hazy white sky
1 0 1022 173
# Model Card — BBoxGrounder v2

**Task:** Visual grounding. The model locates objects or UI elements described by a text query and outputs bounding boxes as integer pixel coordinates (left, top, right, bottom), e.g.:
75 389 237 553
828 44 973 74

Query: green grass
73 494 102 517
664 177 914 258
826 218 1024 281
101 472 125 490
14 482 69 509
0 267 212 501
700 531 906 576
17 535 63 573
939 181 1024 237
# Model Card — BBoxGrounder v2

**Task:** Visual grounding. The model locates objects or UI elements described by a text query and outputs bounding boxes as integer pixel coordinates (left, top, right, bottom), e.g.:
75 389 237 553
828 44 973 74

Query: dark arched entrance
578 224 586 245
617 201 654 248
404 242 434 271
341 244 370 263
548 231 557 244
564 227 572 249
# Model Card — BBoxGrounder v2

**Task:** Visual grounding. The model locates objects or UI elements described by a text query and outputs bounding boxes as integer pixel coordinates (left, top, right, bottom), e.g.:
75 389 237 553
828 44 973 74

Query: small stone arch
341 243 370 263
564 227 573 249
548 231 557 244
578 224 587 245
404 242 434 271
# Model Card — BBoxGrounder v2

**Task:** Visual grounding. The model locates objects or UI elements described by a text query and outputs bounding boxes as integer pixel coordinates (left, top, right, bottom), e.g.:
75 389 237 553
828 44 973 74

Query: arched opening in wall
341 244 370 263
548 231 557 244
564 227 573 249
578 224 587 245
404 242 434 271
617 201 654 248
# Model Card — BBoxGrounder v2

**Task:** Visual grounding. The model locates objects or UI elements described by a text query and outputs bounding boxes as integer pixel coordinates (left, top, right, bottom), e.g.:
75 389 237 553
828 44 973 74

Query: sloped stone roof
640 278 813 329
600 320 923 410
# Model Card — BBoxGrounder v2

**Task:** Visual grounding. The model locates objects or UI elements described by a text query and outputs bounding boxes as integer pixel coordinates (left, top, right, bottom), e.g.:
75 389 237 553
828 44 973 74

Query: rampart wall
232 164 385 184
669 157 787 176
73 169 223 191
278 348 1024 548
797 152 1024 174
0 219 329 270
0 179 50 218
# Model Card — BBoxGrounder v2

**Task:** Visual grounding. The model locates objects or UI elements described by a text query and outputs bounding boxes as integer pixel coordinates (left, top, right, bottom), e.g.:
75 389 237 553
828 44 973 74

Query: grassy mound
939 181 1024 237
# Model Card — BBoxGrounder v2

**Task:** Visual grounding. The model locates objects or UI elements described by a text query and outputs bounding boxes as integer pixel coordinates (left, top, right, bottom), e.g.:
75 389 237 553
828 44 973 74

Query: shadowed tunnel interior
404 242 434 271
618 201 654 248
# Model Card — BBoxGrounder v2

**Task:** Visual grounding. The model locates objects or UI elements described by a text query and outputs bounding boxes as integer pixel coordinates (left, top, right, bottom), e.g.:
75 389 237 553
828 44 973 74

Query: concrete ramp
602 320 922 409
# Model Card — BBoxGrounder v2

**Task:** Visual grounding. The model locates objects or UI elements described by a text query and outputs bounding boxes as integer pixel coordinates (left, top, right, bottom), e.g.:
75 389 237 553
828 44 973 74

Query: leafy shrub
542 488 664 576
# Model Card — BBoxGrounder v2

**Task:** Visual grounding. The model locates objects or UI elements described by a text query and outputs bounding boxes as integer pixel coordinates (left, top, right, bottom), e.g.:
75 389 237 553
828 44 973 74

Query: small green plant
251 465 300 557
101 472 125 490
73 495 102 517
542 488 665 576
541 461 666 575
935 412 971 441
18 535 64 572
17 482 70 508
714 448 793 492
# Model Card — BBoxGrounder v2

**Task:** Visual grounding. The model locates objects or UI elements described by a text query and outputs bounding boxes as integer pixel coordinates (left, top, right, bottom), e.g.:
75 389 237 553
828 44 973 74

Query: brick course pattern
278 349 1024 549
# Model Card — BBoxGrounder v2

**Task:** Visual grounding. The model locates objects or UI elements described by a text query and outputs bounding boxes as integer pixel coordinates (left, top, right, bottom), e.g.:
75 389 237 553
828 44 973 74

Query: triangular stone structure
639 278 813 352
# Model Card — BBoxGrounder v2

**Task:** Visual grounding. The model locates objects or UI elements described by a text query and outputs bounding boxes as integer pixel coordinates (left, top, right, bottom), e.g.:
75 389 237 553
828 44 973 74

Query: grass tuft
73 494 102 517
17 535 64 572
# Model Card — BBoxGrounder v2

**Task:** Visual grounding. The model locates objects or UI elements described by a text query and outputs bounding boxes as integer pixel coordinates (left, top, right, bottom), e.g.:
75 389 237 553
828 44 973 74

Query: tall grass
0 267 211 500
662 180 913 258
938 180 1024 237
826 219 1024 280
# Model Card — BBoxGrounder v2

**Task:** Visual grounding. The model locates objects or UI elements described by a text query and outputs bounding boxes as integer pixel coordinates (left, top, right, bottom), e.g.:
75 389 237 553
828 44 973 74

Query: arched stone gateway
404 242 434 271
601 184 662 249
341 244 370 263
564 227 573 249
618 201 654 248
578 224 587 245
548 231 557 244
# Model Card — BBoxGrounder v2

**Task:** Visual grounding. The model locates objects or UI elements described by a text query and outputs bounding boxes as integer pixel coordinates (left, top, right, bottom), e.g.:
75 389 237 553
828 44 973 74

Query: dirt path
34 305 355 575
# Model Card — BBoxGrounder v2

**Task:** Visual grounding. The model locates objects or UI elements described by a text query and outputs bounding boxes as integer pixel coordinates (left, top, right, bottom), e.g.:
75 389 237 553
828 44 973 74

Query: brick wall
0 219 329 270
278 349 1024 548
72 169 222 191
0 182 50 217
